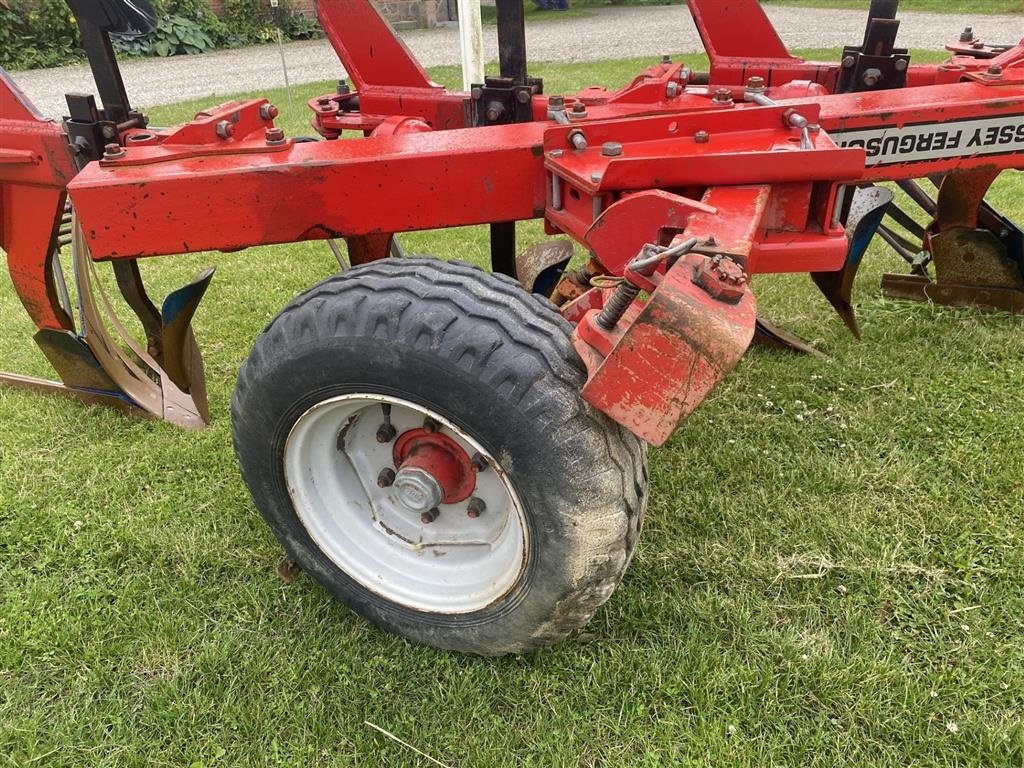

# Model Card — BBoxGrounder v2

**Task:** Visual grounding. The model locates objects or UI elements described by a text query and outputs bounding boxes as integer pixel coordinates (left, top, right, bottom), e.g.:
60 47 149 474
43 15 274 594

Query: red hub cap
392 428 476 504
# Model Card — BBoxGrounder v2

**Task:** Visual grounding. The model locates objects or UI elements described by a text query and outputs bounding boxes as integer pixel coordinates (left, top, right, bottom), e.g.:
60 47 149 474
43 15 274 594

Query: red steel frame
4 0 1024 443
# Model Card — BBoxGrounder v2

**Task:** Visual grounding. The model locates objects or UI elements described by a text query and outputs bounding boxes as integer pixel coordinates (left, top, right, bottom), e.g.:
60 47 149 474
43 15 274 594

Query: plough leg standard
3 0 1024 654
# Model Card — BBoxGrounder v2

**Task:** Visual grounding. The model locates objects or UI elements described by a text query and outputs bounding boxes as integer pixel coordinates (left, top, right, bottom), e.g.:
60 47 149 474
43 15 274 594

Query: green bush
0 0 320 70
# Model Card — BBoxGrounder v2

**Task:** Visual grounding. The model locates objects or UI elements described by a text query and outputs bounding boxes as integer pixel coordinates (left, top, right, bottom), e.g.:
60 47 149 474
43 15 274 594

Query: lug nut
103 143 124 159
376 423 397 443
471 453 489 473
420 507 439 524
377 467 396 488
423 418 440 434
466 497 486 518
259 103 279 120
215 120 234 139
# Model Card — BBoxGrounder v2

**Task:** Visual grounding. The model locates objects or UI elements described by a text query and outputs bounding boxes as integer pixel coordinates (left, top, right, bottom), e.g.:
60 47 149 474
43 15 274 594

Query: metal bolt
259 103 279 120
988 64 1002 76
712 87 733 104
694 130 710 144
420 508 439 524
549 95 565 107
337 79 350 94
471 453 489 473
516 89 532 104
466 497 486 518
376 422 397 443
972 41 985 49
377 467 396 488
861 68 882 87
661 54 672 64
471 86 483 100
423 417 439 433
590 172 603 183
265 127 286 145
569 129 587 151
894 59 908 72
959 26 973 43
215 120 234 139
841 55 855 69
485 101 506 122
571 102 588 119
317 97 332 108
549 149 564 159
103 143 124 159
666 81 680 99
746 76 765 91
601 141 623 157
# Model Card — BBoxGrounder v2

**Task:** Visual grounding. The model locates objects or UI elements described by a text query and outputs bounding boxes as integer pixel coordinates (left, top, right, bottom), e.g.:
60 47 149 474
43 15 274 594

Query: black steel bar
495 0 528 84
77 20 133 124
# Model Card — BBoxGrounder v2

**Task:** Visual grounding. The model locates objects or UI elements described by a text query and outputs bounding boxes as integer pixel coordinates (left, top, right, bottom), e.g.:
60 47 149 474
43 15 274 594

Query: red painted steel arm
0 71 76 331
69 122 549 260
317 0 437 91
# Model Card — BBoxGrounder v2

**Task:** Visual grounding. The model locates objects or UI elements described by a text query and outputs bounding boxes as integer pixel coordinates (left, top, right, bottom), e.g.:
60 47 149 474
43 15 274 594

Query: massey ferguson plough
3 0 1024 654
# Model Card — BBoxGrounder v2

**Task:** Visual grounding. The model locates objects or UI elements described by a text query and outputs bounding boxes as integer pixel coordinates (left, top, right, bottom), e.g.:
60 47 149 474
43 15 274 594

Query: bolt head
988 64 1003 76
420 508 439 525
661 54 672 64
894 59 908 72
549 149 564 159
215 120 234 139
590 172 603 183
861 68 882 87
423 418 439 434
377 468 396 488
601 141 623 157
259 103 279 120
471 453 489 473
265 127 286 145
712 87 733 104
549 95 565 107
746 76 765 90
666 81 680 98
572 102 587 113
693 256 747 303
103 142 124 158
694 130 710 144
471 86 483 100
842 55 855 68
516 89 532 104
466 497 486 518
376 423 397 443
959 27 973 42
337 79 350 94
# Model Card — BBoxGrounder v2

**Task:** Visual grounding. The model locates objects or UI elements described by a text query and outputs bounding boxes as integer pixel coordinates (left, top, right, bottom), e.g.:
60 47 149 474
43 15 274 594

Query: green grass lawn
2 50 1023 767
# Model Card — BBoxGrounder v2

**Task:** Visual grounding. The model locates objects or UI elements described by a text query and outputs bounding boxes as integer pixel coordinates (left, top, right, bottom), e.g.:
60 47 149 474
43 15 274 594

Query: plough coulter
3 0 1024 654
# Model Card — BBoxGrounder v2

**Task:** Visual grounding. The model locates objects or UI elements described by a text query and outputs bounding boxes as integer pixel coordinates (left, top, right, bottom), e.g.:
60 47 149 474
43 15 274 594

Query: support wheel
232 258 647 655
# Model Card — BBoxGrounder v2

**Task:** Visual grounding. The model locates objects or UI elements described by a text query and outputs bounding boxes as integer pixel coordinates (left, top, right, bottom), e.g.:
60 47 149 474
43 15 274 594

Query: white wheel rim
284 393 529 614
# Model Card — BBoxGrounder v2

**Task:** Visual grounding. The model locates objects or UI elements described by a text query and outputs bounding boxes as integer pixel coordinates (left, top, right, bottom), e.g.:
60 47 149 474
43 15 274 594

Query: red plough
2 0 1023 654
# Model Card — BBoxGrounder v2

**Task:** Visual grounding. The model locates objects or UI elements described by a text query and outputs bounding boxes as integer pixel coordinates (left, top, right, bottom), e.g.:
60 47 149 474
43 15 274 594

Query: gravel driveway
9 4 1009 119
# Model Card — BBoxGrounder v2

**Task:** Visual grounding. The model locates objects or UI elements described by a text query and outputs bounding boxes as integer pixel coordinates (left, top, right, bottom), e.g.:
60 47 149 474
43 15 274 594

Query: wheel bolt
471 453 489 473
423 418 439 433
421 507 439 524
377 467 396 488
376 423 397 443
466 497 486 518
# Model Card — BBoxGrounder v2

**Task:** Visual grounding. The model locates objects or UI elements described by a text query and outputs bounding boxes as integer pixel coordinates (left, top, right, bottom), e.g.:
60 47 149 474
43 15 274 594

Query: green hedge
0 0 321 71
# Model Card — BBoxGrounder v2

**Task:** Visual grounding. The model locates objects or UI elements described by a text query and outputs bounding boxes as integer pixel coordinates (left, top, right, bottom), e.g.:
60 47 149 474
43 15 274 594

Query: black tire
231 258 648 655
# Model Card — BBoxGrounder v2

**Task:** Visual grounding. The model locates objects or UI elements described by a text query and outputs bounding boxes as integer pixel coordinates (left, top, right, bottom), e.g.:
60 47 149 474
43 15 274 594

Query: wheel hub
392 428 475 508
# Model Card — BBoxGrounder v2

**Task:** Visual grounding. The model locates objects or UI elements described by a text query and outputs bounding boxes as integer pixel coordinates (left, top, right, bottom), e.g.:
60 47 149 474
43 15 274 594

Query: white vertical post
457 0 485 90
